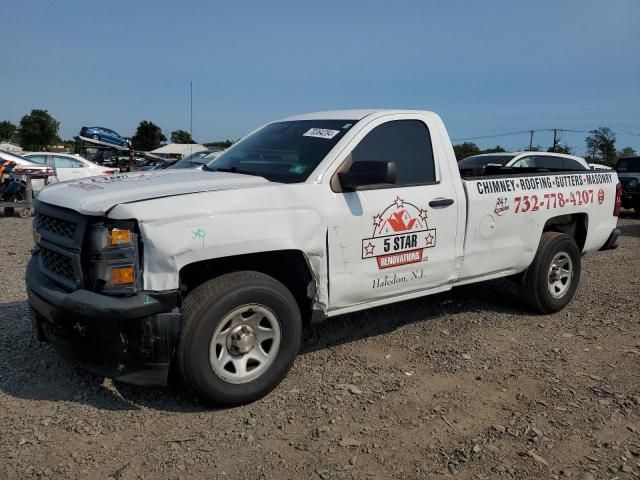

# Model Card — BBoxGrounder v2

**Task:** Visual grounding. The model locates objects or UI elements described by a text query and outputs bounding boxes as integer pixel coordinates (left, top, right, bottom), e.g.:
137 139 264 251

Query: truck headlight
629 179 639 189
88 220 141 295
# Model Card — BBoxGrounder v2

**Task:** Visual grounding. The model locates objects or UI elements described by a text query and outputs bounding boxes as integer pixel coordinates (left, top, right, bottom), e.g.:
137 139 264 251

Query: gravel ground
1 212 639 480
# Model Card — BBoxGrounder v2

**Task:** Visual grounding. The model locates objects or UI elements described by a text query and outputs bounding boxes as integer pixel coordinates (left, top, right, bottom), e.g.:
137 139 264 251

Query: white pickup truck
27 110 621 406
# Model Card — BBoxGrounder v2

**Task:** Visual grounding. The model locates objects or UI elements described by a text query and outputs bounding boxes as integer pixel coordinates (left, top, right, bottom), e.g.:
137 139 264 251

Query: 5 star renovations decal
362 196 436 269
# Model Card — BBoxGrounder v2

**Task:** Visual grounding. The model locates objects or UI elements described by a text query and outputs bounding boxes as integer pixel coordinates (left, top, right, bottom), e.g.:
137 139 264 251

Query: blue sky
2 0 639 153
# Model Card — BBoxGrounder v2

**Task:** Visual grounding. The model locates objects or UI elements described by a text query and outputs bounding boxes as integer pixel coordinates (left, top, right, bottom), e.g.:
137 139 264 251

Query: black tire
3 207 15 217
521 232 581 314
177 271 302 406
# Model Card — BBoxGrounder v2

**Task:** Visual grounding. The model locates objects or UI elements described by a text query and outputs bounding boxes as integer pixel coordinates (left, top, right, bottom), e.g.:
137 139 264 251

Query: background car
168 149 224 170
616 156 640 217
0 149 52 193
459 151 589 172
23 152 117 183
79 126 130 147
0 149 57 215
137 158 180 171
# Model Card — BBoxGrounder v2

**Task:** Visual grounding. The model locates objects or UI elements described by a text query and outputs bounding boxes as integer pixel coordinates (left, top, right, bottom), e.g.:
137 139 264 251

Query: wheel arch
542 213 588 252
179 249 323 324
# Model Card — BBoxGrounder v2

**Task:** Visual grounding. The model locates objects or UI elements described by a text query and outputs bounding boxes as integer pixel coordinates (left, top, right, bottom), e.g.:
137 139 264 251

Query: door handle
429 198 454 208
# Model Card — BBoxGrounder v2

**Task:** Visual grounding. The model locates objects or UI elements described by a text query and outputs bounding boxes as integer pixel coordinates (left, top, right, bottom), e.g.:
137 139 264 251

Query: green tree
480 145 506 154
585 127 616 165
547 144 572 154
0 121 17 142
170 130 195 144
204 139 234 149
617 146 636 159
452 142 480 160
17 109 60 150
131 121 166 151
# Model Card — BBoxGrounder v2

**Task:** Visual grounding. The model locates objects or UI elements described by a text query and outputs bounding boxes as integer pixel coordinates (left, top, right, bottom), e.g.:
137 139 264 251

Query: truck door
326 116 461 310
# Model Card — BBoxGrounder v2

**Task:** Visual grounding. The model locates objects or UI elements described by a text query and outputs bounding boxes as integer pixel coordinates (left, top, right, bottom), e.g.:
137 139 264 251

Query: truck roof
281 109 439 121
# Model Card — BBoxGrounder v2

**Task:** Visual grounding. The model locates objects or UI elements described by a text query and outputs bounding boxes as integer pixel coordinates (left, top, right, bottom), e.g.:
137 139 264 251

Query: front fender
108 184 329 304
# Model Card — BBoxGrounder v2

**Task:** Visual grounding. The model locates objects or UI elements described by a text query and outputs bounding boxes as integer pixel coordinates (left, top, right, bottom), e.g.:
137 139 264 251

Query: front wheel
177 271 302 406
521 232 581 314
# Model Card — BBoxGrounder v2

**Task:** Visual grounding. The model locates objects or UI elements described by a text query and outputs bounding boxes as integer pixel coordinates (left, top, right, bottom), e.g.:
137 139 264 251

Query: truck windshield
458 154 516 167
616 157 640 172
205 120 356 183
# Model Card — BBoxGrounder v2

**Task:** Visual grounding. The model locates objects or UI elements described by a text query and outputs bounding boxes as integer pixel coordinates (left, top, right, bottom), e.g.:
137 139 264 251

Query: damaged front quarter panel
108 184 330 318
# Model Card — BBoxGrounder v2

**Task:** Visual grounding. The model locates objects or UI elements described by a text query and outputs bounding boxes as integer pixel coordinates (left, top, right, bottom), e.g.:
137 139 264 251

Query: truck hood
37 170 271 215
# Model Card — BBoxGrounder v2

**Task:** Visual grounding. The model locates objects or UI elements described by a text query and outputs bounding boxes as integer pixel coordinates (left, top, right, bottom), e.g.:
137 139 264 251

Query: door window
511 156 535 168
561 158 587 170
533 155 563 169
350 120 435 186
53 156 84 168
25 155 48 165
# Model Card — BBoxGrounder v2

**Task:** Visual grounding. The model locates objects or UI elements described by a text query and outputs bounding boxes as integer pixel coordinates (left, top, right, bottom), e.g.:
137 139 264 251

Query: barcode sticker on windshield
303 128 340 139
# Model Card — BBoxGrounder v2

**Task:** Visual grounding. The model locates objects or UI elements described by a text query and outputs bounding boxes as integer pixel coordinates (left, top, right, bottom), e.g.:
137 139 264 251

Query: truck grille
35 213 77 238
40 247 76 283
34 202 89 290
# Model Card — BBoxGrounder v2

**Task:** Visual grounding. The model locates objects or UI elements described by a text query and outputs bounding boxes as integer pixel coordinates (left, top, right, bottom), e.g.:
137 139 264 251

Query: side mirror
338 161 397 191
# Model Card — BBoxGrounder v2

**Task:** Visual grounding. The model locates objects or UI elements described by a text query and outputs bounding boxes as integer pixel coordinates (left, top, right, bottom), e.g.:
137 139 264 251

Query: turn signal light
110 266 135 285
108 228 132 246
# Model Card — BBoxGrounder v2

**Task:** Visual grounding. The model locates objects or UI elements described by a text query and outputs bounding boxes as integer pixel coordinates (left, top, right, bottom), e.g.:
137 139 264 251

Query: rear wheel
3 207 15 217
521 232 581 313
177 271 302 406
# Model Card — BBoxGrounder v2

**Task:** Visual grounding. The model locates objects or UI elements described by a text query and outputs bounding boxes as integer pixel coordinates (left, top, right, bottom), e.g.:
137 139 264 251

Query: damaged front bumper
26 255 181 386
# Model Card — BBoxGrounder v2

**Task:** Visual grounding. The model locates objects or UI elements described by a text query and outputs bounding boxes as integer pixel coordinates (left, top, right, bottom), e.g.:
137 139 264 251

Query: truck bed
458 169 618 281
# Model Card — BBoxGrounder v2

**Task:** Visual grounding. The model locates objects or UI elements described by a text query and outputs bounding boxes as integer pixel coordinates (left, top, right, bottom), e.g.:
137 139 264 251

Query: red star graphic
425 233 435 246
363 242 375 256
394 196 404 208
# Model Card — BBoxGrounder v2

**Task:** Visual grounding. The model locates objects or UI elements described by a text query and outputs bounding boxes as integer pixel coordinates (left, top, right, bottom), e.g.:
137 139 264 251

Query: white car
459 151 590 171
23 152 117 184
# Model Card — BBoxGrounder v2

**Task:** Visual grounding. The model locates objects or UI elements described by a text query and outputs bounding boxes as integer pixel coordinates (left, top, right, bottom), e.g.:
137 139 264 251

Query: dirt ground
1 213 639 480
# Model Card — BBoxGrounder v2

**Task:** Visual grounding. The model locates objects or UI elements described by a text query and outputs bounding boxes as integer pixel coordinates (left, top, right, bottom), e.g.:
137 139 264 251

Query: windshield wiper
208 166 263 177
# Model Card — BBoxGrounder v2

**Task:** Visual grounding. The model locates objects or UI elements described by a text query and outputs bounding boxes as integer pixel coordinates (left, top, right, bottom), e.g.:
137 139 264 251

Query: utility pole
529 130 534 151
552 129 557 153
190 81 193 157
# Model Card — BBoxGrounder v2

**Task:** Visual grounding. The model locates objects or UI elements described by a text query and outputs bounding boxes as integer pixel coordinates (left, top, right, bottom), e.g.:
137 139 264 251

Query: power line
558 129 640 137
452 130 546 141
452 127 640 142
